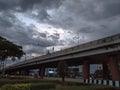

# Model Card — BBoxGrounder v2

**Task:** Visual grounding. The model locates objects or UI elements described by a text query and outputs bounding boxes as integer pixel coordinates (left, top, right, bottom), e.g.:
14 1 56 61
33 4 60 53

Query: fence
84 79 120 87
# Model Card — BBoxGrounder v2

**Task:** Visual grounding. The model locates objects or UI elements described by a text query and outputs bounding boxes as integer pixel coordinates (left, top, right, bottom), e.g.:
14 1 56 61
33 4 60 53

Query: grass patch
0 77 120 90
1 83 56 90
0 78 57 87
31 83 56 90
1 84 30 90
56 84 120 90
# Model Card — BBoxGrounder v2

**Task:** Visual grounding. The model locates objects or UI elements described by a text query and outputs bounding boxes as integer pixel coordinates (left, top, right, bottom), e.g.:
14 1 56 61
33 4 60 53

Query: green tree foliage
94 70 103 78
57 61 68 82
0 36 24 60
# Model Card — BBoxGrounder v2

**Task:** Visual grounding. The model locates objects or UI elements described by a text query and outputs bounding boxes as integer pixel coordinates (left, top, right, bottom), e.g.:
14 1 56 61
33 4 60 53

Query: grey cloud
0 0 20 11
0 12 16 28
49 33 60 40
0 13 57 56
85 0 120 20
38 32 47 38
103 2 120 17
79 27 95 33
37 33 60 47
36 10 50 21
47 0 120 25
44 0 120 40
35 38 54 47
0 26 55 56
0 0 63 12
0 17 13 27
25 45 45 55
21 0 62 10
0 0 120 58
0 0 63 23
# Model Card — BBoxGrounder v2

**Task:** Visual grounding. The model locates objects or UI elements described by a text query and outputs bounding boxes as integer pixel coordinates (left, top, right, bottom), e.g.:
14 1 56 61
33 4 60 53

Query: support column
20 70 28 76
20 70 25 75
10 71 16 75
24 70 29 76
6 71 10 75
83 61 90 79
109 57 120 81
102 62 109 80
40 65 45 79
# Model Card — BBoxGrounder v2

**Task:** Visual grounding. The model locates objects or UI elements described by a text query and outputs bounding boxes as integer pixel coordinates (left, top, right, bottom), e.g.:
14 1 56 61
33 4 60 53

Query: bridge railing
48 34 120 58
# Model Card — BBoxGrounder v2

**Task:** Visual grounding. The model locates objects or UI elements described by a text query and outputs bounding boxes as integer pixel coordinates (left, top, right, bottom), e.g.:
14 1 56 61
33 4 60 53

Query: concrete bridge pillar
102 62 109 79
109 57 120 81
6 71 13 75
20 70 29 76
20 70 25 75
83 61 90 79
39 65 45 79
9 71 15 75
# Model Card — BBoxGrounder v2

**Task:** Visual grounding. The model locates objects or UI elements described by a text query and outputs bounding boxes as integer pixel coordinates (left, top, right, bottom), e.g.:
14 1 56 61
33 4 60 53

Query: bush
31 83 56 90
0 78 58 87
0 79 42 87
1 83 56 90
1 84 30 90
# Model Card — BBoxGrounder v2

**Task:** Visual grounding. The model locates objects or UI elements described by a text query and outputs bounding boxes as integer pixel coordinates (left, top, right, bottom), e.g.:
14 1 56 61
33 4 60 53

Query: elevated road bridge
6 34 120 81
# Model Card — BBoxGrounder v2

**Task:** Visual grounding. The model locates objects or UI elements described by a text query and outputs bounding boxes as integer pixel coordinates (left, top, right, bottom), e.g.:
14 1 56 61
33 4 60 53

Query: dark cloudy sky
0 0 120 60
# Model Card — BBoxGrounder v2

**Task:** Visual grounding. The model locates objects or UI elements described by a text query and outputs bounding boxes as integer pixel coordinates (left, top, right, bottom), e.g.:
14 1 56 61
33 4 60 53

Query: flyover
6 34 120 81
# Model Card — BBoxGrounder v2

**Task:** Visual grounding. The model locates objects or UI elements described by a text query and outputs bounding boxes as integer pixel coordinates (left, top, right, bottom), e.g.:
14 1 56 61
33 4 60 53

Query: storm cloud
0 0 120 60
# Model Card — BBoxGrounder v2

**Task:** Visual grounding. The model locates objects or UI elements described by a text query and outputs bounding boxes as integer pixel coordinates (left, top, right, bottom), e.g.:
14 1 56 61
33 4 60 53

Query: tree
94 69 110 79
0 36 24 76
94 70 103 78
57 61 68 82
